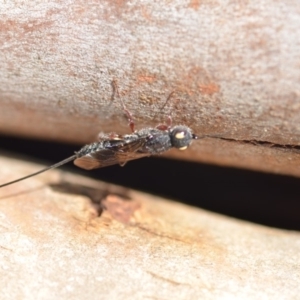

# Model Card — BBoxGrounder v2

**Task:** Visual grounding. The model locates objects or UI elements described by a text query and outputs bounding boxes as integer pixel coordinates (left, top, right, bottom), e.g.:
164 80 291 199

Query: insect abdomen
76 142 103 158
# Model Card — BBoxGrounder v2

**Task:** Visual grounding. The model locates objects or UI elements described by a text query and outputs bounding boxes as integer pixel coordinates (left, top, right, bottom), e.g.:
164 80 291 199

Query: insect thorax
134 128 173 154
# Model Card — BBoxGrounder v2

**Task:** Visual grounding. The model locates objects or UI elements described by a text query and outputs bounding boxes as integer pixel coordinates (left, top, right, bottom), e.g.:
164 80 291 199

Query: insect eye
170 126 194 150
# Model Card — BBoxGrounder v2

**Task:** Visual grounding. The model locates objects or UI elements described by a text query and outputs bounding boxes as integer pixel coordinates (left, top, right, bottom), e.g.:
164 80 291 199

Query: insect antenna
0 154 77 188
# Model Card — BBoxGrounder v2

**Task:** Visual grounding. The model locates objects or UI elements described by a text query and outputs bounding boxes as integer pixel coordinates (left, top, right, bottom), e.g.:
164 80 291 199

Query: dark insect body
74 125 197 170
0 81 197 188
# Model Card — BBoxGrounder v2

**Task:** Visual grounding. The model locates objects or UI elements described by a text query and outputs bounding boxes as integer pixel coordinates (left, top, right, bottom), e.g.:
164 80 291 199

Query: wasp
0 81 198 188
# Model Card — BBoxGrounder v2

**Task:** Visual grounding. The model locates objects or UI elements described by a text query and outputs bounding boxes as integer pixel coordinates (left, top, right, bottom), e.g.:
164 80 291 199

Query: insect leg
154 91 176 130
112 79 135 133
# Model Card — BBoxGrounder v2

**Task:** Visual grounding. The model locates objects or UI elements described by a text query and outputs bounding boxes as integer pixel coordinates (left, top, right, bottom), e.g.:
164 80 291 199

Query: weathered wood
0 156 299 299
1 1 300 176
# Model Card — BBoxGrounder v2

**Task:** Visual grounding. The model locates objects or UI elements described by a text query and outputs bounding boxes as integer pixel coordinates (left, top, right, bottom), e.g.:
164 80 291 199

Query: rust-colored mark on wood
176 66 218 96
140 6 152 21
198 83 220 95
136 74 157 84
188 0 201 10
0 19 54 36
101 0 129 21
102 195 141 224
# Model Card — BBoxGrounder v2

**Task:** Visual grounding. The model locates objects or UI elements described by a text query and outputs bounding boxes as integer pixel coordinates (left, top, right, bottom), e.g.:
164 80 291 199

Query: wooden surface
0 1 300 176
0 2 300 299
0 156 299 299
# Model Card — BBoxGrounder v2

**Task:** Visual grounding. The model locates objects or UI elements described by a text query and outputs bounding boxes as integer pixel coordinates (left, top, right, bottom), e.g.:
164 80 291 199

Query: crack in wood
211 137 300 153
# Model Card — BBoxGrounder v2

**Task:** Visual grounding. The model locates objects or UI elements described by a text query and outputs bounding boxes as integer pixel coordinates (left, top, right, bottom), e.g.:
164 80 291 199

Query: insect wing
74 138 149 170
